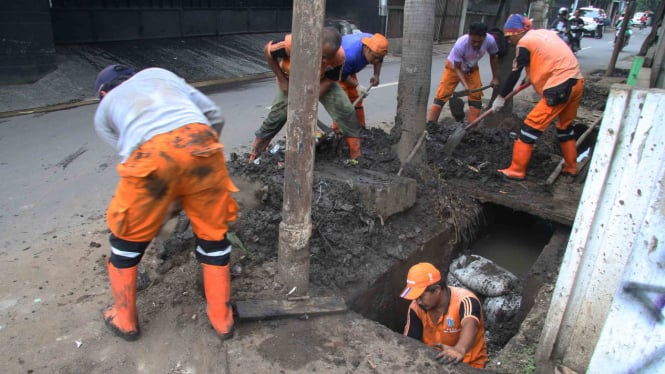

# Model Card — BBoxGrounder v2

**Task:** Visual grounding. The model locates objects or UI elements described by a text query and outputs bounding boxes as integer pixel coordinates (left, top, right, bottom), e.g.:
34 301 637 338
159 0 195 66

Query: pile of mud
139 91 605 363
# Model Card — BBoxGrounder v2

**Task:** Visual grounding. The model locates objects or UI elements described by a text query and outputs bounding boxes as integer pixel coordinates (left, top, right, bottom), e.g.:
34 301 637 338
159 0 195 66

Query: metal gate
50 0 293 43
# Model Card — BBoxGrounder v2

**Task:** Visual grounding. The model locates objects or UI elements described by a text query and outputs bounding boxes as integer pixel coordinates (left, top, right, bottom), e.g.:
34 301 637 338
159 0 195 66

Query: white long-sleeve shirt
94 67 224 162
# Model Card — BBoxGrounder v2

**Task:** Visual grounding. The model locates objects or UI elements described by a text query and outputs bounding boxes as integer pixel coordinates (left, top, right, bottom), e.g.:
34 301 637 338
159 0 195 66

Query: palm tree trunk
394 0 437 166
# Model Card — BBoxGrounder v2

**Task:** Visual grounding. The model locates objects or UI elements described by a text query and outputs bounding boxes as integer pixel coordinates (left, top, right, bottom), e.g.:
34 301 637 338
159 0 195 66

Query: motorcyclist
614 14 633 50
569 10 585 51
550 8 573 51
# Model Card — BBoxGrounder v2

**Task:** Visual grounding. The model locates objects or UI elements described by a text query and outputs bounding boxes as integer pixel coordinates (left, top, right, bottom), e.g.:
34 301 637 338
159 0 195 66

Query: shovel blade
449 97 465 122
443 126 467 156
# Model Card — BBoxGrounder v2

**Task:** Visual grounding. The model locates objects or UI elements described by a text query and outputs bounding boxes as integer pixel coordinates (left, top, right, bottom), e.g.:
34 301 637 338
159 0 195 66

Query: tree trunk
607 0 635 77
276 0 325 296
393 0 436 166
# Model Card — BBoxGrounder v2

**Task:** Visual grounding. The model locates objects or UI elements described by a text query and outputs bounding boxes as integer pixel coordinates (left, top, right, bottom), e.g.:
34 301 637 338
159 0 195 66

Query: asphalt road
0 28 647 253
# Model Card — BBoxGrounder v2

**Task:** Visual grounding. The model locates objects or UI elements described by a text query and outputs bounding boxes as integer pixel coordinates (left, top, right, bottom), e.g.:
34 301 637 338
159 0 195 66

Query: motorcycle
614 28 632 50
551 29 578 54
550 20 578 54
569 22 583 52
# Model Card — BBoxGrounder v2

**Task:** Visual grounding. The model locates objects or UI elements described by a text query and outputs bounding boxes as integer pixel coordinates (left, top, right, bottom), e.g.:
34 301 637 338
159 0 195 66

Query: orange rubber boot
559 140 578 176
427 104 443 124
355 106 366 129
467 106 481 123
104 261 140 341
201 263 234 339
346 137 362 160
498 139 533 180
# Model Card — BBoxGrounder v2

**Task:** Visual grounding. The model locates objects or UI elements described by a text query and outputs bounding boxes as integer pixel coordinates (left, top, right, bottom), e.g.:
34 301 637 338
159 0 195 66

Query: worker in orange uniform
492 14 584 180
332 32 388 132
249 27 365 165
427 22 500 125
94 64 239 341
401 263 488 368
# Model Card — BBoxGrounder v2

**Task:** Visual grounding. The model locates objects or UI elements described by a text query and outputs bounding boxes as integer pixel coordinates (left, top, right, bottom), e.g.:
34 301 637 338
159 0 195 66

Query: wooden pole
276 0 325 296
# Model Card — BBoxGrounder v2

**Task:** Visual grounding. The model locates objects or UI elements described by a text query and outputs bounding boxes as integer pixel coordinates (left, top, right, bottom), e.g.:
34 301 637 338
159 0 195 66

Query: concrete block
316 165 417 221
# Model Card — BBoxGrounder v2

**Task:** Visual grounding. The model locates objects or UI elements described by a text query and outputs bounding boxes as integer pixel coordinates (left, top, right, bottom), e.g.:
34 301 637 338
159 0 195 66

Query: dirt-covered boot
498 139 533 180
467 106 481 123
427 103 444 126
346 137 362 162
248 137 271 162
104 261 140 341
559 140 578 176
201 263 234 340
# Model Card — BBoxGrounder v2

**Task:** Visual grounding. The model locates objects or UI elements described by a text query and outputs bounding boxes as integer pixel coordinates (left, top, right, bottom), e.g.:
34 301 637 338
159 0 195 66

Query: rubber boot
346 137 362 161
427 103 443 125
248 137 271 162
104 261 140 341
201 263 234 340
559 140 578 176
467 106 481 123
355 106 366 129
498 139 533 180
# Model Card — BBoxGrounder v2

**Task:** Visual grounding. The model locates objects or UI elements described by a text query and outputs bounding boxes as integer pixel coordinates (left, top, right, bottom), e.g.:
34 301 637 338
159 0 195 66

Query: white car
575 7 603 37
632 12 648 28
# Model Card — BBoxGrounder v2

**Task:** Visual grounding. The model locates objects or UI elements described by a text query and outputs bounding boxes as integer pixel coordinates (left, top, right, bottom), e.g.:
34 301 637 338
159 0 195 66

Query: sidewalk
0 34 445 118
0 32 639 118
0 33 283 117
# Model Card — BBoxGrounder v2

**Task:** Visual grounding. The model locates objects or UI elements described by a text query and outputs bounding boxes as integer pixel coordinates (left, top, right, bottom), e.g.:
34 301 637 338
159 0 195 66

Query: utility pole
276 0 325 296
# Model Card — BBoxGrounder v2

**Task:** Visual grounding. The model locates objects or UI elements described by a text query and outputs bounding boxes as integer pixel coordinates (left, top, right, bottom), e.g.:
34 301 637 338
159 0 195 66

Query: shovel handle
463 82 531 130
452 84 492 98
352 85 373 106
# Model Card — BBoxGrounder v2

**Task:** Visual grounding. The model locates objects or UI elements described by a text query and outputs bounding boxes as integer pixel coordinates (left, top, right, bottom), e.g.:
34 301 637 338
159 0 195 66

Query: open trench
347 200 569 356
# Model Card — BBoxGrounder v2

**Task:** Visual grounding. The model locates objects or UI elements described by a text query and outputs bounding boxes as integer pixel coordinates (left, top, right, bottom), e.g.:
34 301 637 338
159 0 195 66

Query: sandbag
449 254 519 297
483 294 522 326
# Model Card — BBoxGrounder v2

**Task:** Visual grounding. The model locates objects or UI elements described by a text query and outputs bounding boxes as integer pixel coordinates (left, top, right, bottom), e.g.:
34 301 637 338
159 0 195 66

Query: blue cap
95 64 136 95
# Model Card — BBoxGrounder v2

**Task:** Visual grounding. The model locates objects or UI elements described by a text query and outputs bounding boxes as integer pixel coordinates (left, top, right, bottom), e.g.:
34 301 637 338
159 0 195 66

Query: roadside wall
536 85 665 372
0 1 56 85
50 3 293 43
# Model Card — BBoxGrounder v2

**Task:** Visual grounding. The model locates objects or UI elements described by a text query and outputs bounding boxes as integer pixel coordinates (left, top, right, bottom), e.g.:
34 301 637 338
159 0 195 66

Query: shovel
352 84 372 106
443 82 531 156
449 85 492 122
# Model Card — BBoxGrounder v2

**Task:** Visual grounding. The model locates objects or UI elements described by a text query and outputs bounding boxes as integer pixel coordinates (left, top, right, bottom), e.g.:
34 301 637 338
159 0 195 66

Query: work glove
357 85 368 97
492 96 506 112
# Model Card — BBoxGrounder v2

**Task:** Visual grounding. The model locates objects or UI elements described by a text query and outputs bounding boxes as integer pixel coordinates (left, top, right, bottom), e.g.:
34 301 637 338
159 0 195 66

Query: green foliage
636 0 659 12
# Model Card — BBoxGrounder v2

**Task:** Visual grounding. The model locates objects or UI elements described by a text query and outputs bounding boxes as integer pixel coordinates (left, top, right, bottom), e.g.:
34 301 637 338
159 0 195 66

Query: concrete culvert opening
349 203 557 356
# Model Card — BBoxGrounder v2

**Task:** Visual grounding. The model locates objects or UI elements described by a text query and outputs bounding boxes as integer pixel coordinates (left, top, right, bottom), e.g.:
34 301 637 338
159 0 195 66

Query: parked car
575 7 602 37
632 12 645 25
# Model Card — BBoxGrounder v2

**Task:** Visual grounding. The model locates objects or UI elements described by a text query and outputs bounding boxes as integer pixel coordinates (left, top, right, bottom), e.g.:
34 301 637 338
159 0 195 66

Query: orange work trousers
525 79 584 132
434 60 483 105
107 123 239 243
333 73 366 132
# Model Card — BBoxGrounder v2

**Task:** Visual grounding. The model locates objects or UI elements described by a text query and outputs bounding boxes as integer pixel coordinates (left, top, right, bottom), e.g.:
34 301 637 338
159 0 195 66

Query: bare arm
489 54 499 87
264 42 289 93
435 318 479 365
370 62 382 86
